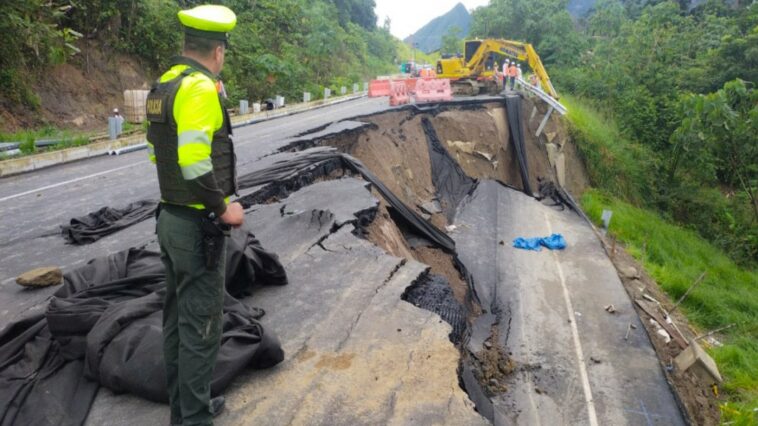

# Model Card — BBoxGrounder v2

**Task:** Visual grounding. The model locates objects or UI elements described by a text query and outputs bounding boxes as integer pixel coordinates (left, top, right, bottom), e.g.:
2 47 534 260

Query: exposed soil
364 196 479 317
469 326 515 396
363 197 416 260
603 234 721 425
331 110 438 219
0 39 150 132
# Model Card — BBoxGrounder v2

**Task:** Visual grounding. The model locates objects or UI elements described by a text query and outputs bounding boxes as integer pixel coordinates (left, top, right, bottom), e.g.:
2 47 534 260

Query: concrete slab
674 339 723 384
451 181 684 425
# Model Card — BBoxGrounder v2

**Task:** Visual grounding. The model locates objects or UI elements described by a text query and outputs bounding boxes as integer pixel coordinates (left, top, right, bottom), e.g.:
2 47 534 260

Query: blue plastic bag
512 233 566 251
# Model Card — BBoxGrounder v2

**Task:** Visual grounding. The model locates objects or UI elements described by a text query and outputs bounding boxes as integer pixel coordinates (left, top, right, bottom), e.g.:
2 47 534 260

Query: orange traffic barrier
389 81 410 106
405 78 418 94
368 79 391 97
391 78 420 94
414 79 453 103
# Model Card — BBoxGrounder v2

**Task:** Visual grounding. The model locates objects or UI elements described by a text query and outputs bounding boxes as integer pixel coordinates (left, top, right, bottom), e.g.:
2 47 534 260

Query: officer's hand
220 202 244 227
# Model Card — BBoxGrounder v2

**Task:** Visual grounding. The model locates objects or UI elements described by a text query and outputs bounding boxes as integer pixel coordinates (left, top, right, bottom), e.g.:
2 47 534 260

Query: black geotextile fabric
420 117 477 222
402 273 467 344
505 95 533 195
0 227 287 426
237 147 456 253
61 200 159 245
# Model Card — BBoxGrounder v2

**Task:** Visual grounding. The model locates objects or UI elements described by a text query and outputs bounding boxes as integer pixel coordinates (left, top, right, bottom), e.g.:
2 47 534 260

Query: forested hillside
0 0 396 130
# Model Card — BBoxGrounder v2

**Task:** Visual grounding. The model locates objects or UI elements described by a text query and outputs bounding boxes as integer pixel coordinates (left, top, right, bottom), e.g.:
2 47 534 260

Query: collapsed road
0 95 686 425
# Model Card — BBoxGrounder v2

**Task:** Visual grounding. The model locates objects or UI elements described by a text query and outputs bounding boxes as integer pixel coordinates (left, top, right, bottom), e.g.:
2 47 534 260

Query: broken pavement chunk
16 266 63 287
674 339 723 384
419 200 443 215
619 265 639 279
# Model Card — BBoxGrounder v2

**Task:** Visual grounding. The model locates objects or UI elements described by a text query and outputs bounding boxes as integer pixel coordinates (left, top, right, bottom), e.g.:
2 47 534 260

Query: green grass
0 126 95 157
562 95 659 207
0 125 59 143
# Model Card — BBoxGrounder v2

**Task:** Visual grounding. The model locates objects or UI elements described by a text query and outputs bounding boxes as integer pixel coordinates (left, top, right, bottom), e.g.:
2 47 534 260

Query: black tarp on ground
61 200 159 245
504 95 532 195
0 227 286 426
420 117 477 222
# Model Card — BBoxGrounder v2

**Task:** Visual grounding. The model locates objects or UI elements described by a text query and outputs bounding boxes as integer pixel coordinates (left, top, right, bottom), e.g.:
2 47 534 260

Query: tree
675 80 758 219
588 0 626 38
441 26 463 55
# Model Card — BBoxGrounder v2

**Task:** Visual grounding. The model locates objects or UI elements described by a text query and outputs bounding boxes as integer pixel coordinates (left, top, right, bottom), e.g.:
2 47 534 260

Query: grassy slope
563 95 758 423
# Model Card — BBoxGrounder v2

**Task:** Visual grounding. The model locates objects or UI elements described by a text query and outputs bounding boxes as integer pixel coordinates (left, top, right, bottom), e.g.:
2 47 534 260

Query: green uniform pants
157 205 226 426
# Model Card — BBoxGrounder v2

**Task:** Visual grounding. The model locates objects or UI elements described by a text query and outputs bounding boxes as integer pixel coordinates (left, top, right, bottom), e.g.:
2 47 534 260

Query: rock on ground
16 266 63 287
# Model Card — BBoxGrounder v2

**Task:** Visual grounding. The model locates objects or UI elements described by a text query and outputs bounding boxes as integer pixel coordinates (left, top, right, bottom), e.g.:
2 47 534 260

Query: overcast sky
375 0 491 39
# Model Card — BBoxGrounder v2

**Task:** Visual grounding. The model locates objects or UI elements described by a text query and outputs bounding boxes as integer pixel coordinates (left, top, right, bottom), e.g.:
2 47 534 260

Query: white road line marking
544 211 599 426
0 161 146 203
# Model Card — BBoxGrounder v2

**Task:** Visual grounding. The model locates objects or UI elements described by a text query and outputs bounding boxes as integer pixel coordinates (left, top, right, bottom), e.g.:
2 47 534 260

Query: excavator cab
464 40 482 64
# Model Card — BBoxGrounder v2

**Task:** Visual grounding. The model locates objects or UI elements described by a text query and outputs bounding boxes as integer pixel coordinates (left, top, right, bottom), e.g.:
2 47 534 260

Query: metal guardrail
515 77 567 115
513 77 568 137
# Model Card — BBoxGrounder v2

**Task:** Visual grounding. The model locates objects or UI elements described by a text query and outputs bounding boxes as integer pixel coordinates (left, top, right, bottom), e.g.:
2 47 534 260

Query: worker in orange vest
508 62 518 90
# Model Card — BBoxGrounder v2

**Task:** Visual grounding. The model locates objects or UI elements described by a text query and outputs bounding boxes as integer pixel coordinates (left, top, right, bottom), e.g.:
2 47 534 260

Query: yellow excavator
436 39 558 98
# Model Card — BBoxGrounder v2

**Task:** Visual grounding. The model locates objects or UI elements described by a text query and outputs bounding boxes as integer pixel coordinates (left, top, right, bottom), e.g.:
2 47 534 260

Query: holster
200 216 231 270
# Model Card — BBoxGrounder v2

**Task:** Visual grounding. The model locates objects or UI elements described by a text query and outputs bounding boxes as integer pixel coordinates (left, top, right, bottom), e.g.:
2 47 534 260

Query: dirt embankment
0 40 150 132
330 102 589 221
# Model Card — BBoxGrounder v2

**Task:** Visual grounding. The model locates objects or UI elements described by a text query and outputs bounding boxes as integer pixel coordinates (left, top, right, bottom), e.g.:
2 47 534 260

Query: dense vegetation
0 0 397 110
470 0 757 420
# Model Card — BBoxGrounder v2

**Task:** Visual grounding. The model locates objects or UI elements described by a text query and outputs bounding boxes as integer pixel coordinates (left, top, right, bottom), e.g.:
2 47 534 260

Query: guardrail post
303 92 311 103
108 117 118 140
324 88 331 100
536 106 554 137
341 86 347 95
239 100 249 115
363 82 369 92
353 83 359 93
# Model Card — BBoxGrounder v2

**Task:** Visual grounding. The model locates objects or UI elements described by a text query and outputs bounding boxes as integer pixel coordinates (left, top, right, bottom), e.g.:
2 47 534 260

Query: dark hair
183 33 224 57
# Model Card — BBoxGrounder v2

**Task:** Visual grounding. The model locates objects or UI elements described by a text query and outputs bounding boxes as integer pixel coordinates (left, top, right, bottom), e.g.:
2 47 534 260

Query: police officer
145 5 243 425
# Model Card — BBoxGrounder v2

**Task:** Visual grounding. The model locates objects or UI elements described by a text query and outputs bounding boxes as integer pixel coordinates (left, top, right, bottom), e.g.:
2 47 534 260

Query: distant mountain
403 3 471 54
